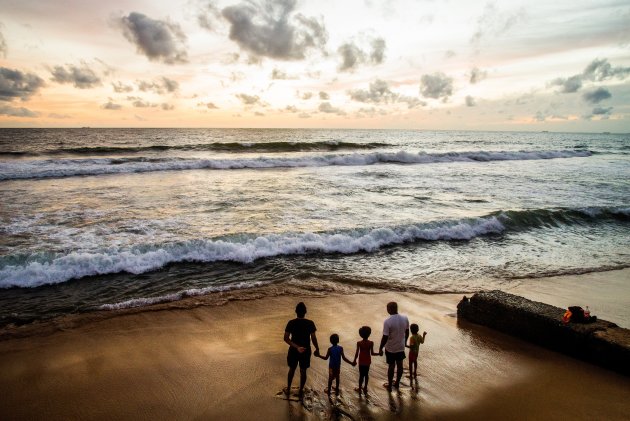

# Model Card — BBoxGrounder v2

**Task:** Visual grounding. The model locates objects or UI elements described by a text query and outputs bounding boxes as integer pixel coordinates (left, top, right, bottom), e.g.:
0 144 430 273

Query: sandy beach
1 270 629 420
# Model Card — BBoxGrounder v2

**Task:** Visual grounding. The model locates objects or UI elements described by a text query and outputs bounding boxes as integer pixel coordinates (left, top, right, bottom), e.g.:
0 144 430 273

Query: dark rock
457 290 630 376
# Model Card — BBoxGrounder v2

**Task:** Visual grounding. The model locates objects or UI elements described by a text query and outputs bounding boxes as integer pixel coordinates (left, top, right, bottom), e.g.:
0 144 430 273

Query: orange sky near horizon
1 0 629 132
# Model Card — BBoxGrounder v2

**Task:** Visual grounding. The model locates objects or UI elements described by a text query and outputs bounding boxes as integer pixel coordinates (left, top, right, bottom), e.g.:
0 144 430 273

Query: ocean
0 128 628 326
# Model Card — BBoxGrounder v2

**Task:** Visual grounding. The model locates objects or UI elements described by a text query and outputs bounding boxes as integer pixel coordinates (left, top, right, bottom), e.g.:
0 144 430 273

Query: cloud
112 81 133 93
356 107 387 118
319 91 329 100
337 37 386 72
236 93 262 106
48 112 72 119
420 72 453 99
583 58 630 81
470 3 526 47
0 104 39 117
551 75 582 93
131 98 157 108
137 77 179 94
338 43 364 72
318 101 345 115
102 100 122 110
0 67 45 101
551 58 630 94
582 87 611 104
0 26 7 58
161 103 175 110
198 101 219 109
348 79 425 109
592 106 613 115
197 0 223 31
221 0 327 60
298 112 310 118
285 105 298 112
370 37 386 64
254 111 265 116
271 68 295 80
469 67 487 84
465 95 476 107
117 12 188 64
299 91 313 100
50 64 101 89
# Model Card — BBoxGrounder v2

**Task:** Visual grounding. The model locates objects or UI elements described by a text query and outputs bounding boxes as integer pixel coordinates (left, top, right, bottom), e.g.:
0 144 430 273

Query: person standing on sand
284 302 320 398
378 301 410 391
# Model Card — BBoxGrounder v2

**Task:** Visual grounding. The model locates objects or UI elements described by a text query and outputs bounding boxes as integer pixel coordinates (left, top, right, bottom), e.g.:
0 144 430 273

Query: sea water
0 129 628 325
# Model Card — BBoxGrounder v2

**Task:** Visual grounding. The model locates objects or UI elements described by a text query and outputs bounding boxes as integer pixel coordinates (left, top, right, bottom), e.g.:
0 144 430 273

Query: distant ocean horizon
1 128 628 326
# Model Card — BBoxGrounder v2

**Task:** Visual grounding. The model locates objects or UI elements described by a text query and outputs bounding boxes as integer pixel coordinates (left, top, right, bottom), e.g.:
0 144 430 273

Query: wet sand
1 271 629 420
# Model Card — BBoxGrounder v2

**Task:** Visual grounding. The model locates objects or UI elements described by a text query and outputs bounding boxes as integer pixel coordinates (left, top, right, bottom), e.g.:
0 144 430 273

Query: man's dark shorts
287 347 312 369
385 350 406 365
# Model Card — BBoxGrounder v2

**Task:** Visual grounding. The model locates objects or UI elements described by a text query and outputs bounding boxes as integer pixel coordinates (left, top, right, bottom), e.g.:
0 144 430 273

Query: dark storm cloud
551 58 630 94
118 12 188 64
112 81 133 93
102 100 122 110
50 64 101 89
419 72 453 99
348 79 426 109
318 101 345 115
0 67 45 101
469 67 487 84
338 37 386 72
465 95 476 106
582 87 611 104
0 104 39 117
221 0 327 60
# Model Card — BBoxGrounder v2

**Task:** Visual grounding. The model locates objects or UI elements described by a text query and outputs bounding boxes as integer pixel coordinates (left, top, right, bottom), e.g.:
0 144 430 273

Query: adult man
378 301 409 391
284 302 320 398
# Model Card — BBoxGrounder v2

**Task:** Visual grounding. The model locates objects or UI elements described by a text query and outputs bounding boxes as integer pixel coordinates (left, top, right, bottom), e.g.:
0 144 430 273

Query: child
352 326 379 395
406 323 427 379
318 333 355 395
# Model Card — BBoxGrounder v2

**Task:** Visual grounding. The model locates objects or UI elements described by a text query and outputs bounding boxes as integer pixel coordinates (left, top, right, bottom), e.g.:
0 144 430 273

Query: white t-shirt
383 313 410 353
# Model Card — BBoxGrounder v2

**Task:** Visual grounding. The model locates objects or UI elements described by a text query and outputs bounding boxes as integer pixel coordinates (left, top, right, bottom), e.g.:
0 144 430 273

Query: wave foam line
0 217 505 288
0 149 592 180
98 281 269 310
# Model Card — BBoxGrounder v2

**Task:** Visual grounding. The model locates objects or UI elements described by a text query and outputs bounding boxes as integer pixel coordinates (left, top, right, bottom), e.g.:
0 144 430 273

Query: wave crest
0 149 592 180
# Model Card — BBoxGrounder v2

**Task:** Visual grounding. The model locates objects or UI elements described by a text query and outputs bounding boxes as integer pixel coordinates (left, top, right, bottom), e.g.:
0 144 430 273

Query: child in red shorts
406 323 427 379
352 326 379 395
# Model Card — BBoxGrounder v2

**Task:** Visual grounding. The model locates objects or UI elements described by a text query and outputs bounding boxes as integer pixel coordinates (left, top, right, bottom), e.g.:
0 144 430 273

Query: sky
0 0 629 131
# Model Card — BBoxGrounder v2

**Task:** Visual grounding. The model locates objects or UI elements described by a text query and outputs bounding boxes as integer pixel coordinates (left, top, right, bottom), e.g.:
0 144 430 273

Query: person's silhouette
284 302 320 398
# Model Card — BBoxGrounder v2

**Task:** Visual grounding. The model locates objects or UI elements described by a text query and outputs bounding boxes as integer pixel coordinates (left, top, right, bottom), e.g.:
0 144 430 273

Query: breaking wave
1 205 627 289
0 149 592 180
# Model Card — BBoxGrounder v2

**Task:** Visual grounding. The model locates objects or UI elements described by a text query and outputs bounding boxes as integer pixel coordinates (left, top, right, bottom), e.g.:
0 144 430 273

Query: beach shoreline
1 270 629 420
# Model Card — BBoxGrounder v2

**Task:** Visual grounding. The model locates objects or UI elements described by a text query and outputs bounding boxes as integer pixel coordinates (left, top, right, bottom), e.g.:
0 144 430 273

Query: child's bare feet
363 387 368 395
383 382 392 392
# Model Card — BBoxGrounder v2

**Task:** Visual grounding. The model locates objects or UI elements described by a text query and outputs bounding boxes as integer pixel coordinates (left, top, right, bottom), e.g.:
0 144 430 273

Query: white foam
0 216 505 289
0 149 592 180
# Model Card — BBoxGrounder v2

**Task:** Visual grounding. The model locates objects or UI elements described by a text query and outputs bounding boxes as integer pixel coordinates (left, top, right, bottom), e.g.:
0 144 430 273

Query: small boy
352 326 379 395
406 323 427 379
318 333 355 395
